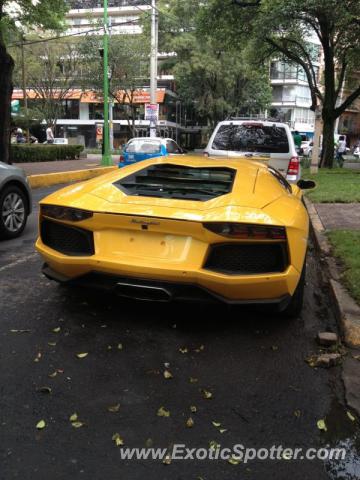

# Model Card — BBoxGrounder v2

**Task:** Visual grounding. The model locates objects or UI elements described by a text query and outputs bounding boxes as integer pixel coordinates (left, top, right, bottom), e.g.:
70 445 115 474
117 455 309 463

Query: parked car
119 137 184 167
36 155 315 316
0 162 32 239
204 120 301 182
43 138 69 145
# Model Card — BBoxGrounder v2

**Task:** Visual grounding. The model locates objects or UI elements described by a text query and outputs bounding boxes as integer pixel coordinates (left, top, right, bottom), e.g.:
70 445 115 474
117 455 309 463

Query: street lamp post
102 0 112 166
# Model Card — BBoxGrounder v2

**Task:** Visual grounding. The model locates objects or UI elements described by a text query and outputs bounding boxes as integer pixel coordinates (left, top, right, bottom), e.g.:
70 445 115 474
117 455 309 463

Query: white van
204 120 301 182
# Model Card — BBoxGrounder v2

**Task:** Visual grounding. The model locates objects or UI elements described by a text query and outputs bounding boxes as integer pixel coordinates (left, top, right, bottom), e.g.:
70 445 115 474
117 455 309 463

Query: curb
304 196 360 348
28 166 117 189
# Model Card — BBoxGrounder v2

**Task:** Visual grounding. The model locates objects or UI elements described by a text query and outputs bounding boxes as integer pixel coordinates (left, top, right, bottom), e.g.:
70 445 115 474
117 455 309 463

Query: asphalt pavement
0 184 358 480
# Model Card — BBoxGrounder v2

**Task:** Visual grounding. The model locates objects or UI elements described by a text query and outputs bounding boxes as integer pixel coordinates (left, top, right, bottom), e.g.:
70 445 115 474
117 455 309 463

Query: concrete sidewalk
314 203 360 230
14 155 118 176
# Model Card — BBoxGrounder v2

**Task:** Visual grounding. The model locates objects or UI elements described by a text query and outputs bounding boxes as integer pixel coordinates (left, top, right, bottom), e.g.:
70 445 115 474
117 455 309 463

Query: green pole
102 0 112 166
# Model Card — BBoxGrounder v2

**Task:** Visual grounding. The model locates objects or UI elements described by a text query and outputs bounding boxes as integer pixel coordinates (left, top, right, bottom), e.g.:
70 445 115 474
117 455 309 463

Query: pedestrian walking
336 135 347 167
46 124 55 144
293 130 302 155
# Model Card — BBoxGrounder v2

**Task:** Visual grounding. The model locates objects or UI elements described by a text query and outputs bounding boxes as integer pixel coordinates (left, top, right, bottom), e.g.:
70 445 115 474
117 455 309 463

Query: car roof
128 137 174 142
215 120 289 128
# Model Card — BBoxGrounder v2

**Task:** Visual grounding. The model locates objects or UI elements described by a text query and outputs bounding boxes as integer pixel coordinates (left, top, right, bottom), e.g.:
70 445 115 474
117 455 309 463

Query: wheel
281 262 306 318
0 185 28 239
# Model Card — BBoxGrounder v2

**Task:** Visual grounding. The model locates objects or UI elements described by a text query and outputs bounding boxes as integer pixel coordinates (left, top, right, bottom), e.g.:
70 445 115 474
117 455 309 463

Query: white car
204 119 301 182
301 140 313 156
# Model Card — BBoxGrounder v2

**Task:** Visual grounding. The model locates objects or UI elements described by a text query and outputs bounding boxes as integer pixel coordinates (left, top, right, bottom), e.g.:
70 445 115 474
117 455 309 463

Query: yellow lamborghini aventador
36 155 315 316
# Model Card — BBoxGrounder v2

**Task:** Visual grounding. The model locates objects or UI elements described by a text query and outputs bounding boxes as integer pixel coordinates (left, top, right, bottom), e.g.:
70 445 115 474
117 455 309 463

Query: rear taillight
119 155 125 163
286 156 300 181
203 222 286 240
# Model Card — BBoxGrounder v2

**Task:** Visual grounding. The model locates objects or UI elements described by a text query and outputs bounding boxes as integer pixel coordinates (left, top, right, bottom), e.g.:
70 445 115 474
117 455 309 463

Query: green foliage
2 1 68 44
152 0 272 127
202 0 360 166
10 144 84 163
79 34 150 135
327 230 360 304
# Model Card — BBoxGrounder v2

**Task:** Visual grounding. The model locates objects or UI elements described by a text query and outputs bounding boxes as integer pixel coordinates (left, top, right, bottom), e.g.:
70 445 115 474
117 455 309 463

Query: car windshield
212 124 289 154
126 139 161 154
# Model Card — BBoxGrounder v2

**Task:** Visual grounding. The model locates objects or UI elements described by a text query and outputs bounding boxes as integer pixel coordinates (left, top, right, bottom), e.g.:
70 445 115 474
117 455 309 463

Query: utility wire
8 17 144 48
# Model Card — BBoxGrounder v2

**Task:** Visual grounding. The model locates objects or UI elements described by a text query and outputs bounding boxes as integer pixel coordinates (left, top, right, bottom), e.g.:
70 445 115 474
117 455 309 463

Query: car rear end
119 138 166 167
36 159 306 307
204 120 301 183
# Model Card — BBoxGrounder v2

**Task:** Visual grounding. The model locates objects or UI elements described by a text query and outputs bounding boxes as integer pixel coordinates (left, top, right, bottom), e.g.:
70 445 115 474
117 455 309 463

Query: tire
0 185 28 239
281 262 306 318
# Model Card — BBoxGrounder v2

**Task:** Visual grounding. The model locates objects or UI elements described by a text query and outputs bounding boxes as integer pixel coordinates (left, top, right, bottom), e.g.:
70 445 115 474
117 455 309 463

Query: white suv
204 120 301 182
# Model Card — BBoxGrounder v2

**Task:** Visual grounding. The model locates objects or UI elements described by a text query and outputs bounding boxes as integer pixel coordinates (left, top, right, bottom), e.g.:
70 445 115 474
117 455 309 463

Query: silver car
204 120 301 183
0 162 32 239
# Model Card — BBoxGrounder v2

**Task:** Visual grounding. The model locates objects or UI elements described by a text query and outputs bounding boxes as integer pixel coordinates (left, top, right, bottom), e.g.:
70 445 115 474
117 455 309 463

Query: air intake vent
204 243 288 275
41 219 94 256
114 164 236 201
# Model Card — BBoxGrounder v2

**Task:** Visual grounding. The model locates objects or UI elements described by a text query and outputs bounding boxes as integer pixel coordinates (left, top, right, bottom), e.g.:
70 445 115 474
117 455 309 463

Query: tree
154 0 272 129
201 0 360 167
23 41 80 127
80 34 150 137
0 0 67 163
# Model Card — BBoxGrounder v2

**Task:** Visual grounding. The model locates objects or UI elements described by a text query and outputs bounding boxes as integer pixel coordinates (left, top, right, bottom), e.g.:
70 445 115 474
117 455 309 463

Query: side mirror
297 179 316 190
180 148 188 154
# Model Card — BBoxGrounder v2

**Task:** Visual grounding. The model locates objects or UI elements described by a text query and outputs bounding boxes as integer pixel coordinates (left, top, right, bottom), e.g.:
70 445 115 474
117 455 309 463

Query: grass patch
327 230 360 304
303 168 360 203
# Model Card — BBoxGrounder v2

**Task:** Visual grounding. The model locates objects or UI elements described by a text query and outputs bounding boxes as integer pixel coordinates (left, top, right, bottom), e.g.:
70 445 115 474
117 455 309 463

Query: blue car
119 137 184 167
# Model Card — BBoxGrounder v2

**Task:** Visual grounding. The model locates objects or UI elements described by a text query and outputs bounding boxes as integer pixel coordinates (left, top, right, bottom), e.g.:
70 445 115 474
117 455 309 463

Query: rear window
212 124 289 154
114 164 235 201
126 139 161 154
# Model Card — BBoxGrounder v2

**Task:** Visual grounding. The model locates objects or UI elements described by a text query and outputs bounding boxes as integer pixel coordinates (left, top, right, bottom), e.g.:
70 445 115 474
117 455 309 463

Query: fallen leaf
112 433 124 446
157 406 170 417
71 421 84 428
107 404 120 413
52 327 61 333
271 345 279 351
117 343 123 350
10 329 30 333
76 353 88 359
48 371 57 378
347 411 356 422
164 362 170 368
107 345 112 350
48 342 57 347
212 421 221 428
34 352 42 363
145 438 153 448
179 347 188 354
189 377 198 383
190 405 197 413
163 454 172 465
186 417 194 428
36 420 46 430
57 369 64 374
202 389 213 399
228 456 241 465
219 429 227 434
209 440 220 451
69 413 78 422
195 345 205 353
317 419 327 431
37 386 52 394
163 370 173 379
294 409 301 418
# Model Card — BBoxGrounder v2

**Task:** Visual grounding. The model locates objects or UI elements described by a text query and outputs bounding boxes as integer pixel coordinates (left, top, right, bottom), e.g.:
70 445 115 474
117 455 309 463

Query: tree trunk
0 44 14 164
320 115 335 168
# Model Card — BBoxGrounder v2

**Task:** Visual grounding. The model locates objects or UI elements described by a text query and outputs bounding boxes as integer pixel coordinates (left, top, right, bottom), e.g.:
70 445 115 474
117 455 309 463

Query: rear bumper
42 263 292 308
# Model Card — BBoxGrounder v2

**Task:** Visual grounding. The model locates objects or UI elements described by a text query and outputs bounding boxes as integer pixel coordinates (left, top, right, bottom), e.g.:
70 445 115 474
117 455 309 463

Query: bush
10 144 84 163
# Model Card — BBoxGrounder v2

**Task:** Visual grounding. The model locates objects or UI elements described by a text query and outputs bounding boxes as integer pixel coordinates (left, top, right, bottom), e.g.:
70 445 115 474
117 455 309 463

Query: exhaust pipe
115 282 172 302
